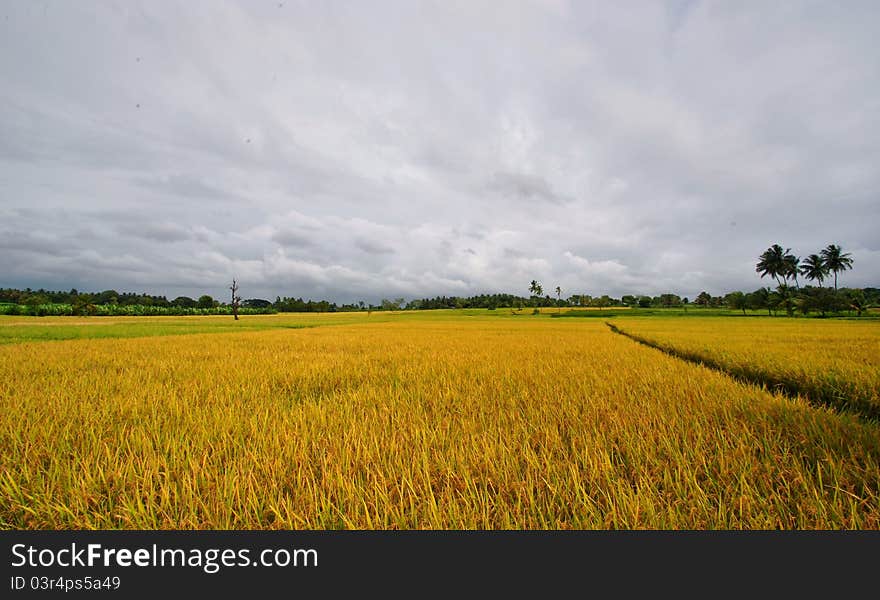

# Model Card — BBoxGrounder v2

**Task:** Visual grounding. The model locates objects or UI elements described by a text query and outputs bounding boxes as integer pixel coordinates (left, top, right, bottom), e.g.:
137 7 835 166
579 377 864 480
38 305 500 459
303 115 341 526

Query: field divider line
604 322 880 424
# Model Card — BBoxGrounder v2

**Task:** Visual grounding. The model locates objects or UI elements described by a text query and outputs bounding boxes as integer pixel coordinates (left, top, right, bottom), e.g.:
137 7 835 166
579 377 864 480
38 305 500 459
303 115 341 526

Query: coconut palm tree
529 280 543 312
756 244 787 286
782 252 801 289
799 254 829 287
820 244 854 291
529 280 543 298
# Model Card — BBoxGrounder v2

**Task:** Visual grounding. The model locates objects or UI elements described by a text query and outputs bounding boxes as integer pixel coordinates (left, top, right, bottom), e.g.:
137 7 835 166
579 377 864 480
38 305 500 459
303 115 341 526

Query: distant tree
846 288 867 317
96 290 119 305
800 287 846 317
172 296 196 308
596 295 613 308
756 244 788 287
782 252 801 289
197 295 215 309
659 294 681 308
820 244 854 291
725 291 748 315
862 287 880 306
694 291 712 307
637 296 652 308
774 284 796 317
25 293 49 307
71 296 97 316
529 280 543 312
748 287 772 316
555 286 562 312
242 298 271 308
381 298 405 311
229 279 241 320
799 254 829 287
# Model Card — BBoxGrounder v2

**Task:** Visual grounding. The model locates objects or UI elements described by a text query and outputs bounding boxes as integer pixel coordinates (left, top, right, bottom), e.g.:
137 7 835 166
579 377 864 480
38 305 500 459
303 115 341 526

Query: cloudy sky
1 1 878 303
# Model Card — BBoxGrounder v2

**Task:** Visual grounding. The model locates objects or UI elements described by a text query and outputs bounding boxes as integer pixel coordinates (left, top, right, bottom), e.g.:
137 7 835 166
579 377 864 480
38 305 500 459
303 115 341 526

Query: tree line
1 242 874 317
2 283 874 317
0 288 277 317
746 242 871 316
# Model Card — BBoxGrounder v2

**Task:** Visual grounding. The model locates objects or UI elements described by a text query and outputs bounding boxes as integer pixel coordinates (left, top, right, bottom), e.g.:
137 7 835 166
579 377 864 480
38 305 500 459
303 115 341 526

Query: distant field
2 312 879 529
1 305 852 344
0 312 388 344
610 317 880 419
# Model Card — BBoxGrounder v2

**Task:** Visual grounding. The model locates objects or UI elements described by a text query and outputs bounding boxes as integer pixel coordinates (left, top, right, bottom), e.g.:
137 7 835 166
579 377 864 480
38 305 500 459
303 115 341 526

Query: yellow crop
2 317 879 529
611 317 880 417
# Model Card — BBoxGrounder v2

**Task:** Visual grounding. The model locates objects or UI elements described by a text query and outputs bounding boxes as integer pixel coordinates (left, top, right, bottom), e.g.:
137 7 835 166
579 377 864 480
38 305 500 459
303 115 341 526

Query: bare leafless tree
230 279 241 320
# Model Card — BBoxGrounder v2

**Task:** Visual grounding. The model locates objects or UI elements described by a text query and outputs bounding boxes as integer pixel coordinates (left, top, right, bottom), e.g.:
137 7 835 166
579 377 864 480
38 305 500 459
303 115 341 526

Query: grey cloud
1 1 878 302
0 231 69 256
355 238 395 255
487 172 570 205
117 222 192 243
133 174 239 201
271 229 315 248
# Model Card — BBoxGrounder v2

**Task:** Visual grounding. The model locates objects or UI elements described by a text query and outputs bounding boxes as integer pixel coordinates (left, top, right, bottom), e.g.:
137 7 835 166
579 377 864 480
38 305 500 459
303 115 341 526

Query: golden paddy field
611 317 880 417
1 312 879 529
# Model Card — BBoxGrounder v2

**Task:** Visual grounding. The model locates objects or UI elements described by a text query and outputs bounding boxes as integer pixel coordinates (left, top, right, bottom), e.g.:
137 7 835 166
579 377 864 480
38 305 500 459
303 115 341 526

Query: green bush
0 303 276 317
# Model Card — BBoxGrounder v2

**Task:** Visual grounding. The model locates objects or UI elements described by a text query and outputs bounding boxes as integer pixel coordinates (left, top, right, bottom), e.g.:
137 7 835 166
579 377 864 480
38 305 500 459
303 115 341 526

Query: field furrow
610 317 880 420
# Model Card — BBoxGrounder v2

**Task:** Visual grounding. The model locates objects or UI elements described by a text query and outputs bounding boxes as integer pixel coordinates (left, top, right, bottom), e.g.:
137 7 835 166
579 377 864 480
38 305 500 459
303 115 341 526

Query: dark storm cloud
1 1 878 302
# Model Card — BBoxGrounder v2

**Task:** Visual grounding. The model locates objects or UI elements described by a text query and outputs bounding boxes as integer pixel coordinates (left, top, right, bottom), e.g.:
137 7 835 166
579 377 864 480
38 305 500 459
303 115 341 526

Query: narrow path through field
605 321 880 423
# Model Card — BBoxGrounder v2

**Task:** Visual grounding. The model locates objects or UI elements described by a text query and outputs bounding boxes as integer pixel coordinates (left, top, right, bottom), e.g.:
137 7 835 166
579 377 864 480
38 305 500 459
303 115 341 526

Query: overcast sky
1 1 878 303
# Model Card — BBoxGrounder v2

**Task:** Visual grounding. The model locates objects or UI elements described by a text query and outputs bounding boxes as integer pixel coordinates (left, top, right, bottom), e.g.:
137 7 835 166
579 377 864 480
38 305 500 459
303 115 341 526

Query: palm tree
799 254 829 287
820 244 854 291
782 252 801 289
555 286 562 312
529 280 543 311
756 244 787 287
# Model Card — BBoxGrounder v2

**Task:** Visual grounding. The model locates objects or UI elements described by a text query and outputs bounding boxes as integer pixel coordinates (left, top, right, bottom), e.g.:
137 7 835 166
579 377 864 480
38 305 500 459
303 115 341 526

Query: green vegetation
0 314 379 345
